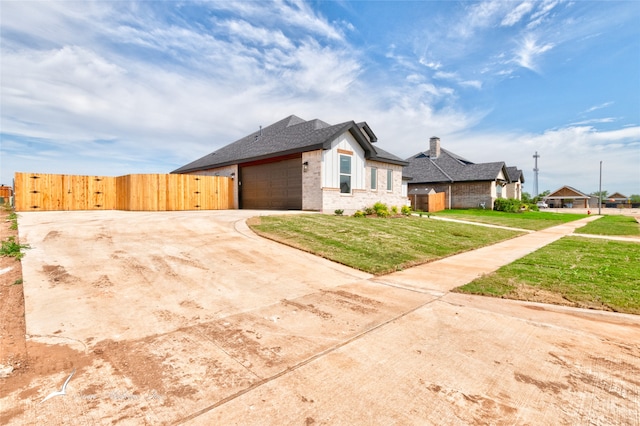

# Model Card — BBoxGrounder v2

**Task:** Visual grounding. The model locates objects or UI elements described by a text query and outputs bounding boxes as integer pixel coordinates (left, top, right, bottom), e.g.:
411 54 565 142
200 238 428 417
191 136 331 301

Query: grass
574 215 640 237
8 211 18 230
1 236 30 260
431 208 587 230
247 214 522 275
455 236 640 314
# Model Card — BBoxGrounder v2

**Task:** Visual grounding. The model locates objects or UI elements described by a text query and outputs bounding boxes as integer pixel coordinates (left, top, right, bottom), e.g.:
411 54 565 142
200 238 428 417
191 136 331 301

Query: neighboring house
608 192 629 203
544 186 591 208
505 167 525 200
403 137 521 209
172 115 409 213
604 192 632 208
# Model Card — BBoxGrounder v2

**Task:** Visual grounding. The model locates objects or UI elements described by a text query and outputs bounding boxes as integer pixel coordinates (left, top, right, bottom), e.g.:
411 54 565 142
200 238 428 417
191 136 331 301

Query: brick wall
302 150 323 211
409 181 495 209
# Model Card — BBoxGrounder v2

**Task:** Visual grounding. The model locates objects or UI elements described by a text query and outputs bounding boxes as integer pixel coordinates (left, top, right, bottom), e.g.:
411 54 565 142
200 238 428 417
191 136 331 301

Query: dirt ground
1 210 639 425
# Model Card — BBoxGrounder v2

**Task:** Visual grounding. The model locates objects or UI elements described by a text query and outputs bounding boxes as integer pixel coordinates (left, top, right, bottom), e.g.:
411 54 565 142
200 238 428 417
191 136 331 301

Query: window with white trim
370 167 377 190
340 155 352 194
386 169 393 191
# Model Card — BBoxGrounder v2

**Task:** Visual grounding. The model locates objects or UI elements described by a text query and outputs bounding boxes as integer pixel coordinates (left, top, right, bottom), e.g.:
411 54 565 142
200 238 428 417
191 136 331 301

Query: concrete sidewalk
379 214 603 294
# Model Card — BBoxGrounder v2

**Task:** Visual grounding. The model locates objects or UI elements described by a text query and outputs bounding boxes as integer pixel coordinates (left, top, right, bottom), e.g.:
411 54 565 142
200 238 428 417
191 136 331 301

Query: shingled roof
506 166 525 183
173 115 407 174
404 147 511 184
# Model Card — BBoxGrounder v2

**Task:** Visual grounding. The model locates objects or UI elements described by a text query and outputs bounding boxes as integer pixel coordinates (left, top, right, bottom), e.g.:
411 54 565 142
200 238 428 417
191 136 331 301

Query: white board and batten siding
321 132 365 190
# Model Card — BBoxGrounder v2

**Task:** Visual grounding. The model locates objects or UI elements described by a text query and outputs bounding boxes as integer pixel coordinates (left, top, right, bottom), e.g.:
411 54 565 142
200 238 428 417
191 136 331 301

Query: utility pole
533 151 540 197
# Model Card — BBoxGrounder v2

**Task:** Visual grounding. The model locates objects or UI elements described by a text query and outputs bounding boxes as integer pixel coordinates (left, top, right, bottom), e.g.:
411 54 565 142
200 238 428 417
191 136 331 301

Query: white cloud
501 1 535 27
513 35 554 71
527 0 560 29
570 118 616 126
583 102 614 114
208 0 344 41
460 80 483 90
434 71 458 80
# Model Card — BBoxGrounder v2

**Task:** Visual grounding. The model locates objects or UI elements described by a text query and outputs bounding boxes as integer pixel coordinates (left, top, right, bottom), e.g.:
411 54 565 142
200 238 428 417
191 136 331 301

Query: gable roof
173 115 406 173
506 166 525 183
545 186 591 199
608 192 628 199
403 148 510 184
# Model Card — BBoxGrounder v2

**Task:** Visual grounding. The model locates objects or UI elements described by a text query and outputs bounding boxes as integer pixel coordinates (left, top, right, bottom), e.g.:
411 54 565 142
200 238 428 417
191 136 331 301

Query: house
605 192 632 208
544 186 591 208
505 167 525 200
608 192 629 203
403 137 522 209
172 115 409 213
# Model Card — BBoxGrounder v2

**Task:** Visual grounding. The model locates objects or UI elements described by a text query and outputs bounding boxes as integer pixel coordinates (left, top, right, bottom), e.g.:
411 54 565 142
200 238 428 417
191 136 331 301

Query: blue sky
1 0 639 196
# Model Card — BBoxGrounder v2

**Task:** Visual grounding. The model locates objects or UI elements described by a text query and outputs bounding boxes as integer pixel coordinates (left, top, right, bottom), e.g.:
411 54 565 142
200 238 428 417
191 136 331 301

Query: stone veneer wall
302 150 323 211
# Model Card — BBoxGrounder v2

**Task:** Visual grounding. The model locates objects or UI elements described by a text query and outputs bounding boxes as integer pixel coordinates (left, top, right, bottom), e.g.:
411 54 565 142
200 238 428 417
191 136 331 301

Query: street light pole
598 161 602 215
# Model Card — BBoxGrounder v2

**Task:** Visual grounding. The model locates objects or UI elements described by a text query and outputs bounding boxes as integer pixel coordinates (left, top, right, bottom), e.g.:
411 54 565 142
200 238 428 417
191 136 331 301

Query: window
340 155 351 194
370 167 377 190
386 169 393 191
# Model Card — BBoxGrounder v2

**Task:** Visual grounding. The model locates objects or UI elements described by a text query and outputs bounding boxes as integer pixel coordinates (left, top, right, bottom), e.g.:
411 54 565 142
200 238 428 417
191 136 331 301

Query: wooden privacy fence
412 192 446 213
0 186 13 198
14 172 234 212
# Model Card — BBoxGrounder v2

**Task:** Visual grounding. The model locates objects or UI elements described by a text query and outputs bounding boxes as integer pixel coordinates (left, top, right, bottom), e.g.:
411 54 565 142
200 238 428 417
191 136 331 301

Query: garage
240 156 302 209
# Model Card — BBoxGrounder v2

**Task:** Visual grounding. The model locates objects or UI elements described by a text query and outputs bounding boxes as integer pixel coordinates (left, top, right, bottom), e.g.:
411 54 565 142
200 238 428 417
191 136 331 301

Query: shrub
364 207 375 216
373 202 390 218
494 198 523 213
334 209 344 216
390 205 399 215
353 210 366 218
401 205 412 216
1 236 30 260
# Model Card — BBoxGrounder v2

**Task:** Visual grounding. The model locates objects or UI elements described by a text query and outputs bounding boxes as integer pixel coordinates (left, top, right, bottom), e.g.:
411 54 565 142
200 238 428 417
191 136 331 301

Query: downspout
448 185 452 209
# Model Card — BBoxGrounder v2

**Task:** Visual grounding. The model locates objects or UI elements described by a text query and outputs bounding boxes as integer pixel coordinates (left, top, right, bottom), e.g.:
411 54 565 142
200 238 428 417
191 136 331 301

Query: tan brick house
404 137 524 210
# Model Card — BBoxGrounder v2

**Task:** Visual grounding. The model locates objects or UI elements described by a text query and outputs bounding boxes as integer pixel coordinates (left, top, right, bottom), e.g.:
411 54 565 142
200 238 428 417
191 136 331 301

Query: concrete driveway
3 210 639 425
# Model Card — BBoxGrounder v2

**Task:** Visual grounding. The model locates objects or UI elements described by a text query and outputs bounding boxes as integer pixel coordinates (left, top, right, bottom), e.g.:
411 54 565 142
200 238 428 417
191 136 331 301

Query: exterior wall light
303 161 309 172
230 172 235 179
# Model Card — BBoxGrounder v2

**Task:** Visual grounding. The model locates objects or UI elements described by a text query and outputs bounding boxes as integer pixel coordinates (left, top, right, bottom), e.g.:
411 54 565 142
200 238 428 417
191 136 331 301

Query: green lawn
455 236 640 314
248 214 522 275
575 215 640 237
431 209 587 230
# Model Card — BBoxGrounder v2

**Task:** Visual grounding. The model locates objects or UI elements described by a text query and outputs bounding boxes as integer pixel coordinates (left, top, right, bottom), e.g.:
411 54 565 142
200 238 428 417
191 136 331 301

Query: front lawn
247 214 522 275
431 209 587 231
455 236 640 314
574 215 640 237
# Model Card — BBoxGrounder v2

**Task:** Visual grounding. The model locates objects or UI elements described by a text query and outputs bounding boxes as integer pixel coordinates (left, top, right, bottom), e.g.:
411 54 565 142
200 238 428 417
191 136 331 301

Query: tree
591 190 609 200
522 192 533 203
630 194 640 203
533 190 550 203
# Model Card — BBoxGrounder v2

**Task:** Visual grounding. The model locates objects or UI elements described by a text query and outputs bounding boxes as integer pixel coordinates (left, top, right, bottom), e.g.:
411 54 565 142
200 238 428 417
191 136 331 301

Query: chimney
430 137 441 158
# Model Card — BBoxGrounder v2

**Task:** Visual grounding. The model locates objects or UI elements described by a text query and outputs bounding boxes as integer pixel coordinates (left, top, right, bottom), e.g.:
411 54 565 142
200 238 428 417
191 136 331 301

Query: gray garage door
240 157 302 210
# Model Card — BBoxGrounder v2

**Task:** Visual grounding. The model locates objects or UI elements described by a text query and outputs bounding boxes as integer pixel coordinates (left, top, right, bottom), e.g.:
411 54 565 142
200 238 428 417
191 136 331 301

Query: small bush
401 205 412 216
373 202 390 218
334 209 344 216
353 210 366 218
364 207 375 216
390 205 399 215
494 198 523 213
1 236 30 260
